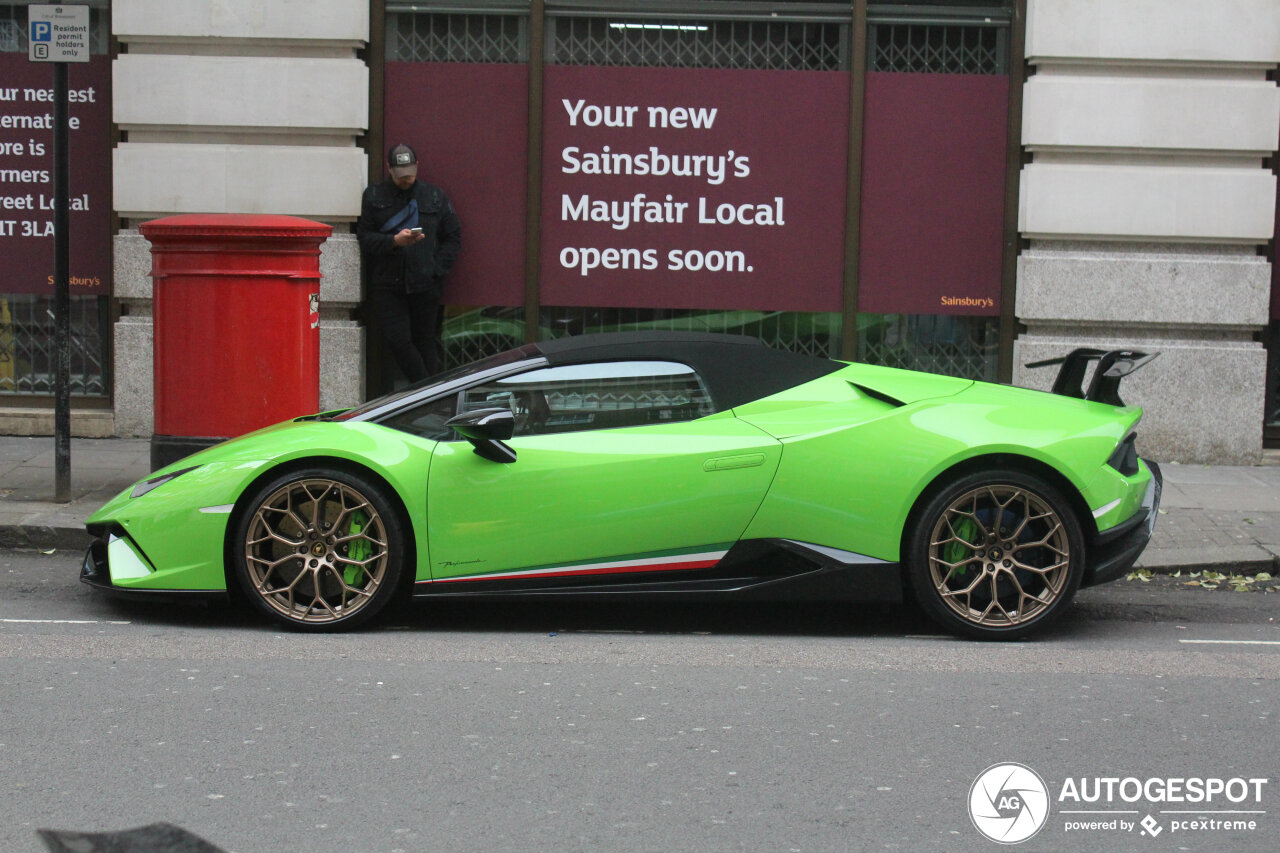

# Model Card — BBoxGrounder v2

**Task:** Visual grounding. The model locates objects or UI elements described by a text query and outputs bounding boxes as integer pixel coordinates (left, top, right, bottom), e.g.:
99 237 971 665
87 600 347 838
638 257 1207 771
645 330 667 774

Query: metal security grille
0 294 108 396
386 11 527 63
439 306 528 371
540 307 842 358
548 16 846 70
439 306 843 371
441 308 998 381
868 22 1005 74
0 2 110 54
442 330 521 370
857 314 998 381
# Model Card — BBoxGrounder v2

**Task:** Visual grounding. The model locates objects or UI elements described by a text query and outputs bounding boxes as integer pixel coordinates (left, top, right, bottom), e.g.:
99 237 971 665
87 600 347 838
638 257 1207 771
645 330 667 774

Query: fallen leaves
1125 568 1278 592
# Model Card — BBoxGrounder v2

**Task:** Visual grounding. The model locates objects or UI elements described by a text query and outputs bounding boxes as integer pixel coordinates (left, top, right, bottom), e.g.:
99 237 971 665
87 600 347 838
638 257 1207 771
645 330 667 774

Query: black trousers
373 287 440 383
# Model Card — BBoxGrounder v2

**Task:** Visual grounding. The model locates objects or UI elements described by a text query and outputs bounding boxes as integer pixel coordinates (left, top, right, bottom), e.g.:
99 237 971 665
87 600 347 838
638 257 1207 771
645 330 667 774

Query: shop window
0 2 111 400
0 295 109 397
857 313 998 382
389 2 1013 383
439 306 842 372
540 307 842 360
440 306 528 371
439 308 1001 381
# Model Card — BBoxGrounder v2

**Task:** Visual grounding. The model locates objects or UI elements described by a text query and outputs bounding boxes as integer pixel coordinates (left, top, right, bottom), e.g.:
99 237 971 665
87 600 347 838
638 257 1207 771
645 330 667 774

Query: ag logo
969 763 1050 844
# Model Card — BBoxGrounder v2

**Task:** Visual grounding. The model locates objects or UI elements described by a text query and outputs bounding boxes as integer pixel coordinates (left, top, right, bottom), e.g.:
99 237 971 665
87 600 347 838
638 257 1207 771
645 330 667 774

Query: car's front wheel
905 469 1085 640
233 468 406 631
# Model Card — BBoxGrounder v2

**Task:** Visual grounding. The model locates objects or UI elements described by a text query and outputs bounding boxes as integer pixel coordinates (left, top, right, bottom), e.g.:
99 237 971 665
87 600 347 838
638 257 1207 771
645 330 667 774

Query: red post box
141 214 333 470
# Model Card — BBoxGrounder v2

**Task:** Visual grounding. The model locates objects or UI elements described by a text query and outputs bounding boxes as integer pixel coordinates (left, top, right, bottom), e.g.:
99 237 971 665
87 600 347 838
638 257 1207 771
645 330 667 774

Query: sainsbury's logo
940 295 996 309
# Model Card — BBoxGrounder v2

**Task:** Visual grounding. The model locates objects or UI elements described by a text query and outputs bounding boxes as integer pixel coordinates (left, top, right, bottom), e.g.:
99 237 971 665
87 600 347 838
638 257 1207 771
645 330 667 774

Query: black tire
905 469 1085 640
232 467 407 631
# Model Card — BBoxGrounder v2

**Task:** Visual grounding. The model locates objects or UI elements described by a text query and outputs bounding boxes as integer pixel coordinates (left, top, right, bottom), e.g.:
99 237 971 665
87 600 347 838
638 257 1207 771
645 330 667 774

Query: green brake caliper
343 510 371 586
943 517 979 576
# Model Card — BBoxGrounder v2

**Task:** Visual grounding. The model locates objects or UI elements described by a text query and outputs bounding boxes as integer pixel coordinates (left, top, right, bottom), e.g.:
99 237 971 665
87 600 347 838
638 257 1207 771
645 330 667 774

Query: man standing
357 143 462 383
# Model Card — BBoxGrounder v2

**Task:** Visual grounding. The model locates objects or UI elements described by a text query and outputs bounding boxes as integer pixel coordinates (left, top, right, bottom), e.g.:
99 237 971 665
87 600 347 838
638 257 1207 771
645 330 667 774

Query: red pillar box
140 214 333 470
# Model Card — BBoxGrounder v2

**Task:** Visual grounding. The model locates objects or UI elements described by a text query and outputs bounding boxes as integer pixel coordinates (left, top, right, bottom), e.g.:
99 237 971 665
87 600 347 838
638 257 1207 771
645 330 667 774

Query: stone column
110 0 370 436
1013 0 1280 464
318 233 364 411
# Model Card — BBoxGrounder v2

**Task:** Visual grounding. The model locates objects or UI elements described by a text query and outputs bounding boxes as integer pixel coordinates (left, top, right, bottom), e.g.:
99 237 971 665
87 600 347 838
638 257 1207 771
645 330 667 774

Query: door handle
702 453 767 472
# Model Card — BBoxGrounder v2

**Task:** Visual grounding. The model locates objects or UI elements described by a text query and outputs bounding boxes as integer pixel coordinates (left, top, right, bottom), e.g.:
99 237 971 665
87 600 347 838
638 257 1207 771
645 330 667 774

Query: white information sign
28 5 90 63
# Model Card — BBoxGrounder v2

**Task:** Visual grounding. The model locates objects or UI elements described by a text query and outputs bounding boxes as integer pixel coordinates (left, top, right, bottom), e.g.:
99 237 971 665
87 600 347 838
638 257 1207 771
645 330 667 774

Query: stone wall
109 0 368 437
1013 0 1280 464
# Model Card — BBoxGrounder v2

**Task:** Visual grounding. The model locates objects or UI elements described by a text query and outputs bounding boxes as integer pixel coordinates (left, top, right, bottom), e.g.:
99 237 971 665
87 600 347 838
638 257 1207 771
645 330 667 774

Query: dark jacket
356 178 462 296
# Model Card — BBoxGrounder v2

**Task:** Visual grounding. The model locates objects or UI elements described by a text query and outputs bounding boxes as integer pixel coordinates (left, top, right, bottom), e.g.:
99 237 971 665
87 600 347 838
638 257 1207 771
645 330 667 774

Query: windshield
331 344 539 422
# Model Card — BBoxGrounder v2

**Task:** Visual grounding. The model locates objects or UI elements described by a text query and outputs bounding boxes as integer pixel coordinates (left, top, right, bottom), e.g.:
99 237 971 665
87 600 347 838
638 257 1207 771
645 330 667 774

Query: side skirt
411 539 903 603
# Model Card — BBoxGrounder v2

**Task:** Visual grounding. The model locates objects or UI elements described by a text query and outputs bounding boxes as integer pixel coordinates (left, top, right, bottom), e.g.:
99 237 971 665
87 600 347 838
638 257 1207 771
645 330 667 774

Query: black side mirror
445 408 517 463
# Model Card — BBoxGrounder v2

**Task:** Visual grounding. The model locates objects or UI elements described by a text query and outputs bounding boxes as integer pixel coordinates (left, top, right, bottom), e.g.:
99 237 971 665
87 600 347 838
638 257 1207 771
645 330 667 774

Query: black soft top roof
531 332 842 411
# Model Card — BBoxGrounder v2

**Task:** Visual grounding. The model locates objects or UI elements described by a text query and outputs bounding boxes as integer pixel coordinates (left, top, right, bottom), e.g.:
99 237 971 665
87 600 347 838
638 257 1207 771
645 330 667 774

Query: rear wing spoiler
1025 349 1158 407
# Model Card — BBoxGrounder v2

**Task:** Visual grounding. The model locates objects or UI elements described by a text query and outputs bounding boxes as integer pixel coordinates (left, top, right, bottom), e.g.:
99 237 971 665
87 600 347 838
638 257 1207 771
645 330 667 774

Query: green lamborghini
82 332 1161 640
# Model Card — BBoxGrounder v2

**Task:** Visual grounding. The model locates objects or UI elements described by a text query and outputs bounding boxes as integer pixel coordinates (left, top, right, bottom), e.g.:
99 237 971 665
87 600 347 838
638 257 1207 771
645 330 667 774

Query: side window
460 360 715 437
378 394 459 441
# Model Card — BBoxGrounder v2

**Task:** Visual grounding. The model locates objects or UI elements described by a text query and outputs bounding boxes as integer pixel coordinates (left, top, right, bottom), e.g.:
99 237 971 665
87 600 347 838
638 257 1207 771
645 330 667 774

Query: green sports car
82 332 1161 640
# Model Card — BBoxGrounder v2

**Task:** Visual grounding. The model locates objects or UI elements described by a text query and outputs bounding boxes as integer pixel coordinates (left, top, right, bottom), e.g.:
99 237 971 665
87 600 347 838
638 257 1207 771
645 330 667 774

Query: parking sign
28 5 89 63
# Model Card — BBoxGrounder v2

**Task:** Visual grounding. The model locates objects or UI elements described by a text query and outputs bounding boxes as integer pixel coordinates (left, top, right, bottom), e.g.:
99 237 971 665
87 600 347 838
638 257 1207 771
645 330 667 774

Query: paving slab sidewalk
0 436 150 550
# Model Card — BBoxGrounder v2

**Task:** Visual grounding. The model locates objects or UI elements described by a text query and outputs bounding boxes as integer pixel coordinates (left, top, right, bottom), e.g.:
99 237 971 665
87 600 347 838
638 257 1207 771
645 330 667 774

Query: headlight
130 465 200 498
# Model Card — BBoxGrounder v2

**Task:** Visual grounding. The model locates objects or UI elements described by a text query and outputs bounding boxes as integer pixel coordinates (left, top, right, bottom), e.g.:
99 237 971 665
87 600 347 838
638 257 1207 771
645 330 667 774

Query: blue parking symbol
31 21 51 42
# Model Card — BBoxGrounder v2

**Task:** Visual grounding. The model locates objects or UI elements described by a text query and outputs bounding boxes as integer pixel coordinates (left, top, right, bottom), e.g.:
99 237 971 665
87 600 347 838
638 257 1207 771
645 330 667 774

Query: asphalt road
2 549 1277 853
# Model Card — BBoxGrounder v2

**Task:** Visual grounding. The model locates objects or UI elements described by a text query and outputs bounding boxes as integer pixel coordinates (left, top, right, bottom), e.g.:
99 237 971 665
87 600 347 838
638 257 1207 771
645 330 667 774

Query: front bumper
81 531 226 602
1082 459 1162 588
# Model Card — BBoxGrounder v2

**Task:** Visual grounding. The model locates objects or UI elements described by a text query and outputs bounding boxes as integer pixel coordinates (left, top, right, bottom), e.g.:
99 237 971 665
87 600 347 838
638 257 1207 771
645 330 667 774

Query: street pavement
2 435 1280 576
2 545 1275 853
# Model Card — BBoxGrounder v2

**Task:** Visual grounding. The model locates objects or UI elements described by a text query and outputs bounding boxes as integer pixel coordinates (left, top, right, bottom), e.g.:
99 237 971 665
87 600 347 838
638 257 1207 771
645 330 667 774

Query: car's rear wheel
233 468 406 631
905 469 1085 640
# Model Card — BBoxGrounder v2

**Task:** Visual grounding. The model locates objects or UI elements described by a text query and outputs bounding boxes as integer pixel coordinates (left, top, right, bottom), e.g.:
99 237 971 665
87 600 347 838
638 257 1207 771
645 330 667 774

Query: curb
0 524 93 553
1136 544 1280 578
1133 558 1278 577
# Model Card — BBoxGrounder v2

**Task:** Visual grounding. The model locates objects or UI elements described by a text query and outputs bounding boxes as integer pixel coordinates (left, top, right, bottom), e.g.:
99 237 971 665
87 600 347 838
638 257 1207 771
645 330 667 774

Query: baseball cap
388 144 418 179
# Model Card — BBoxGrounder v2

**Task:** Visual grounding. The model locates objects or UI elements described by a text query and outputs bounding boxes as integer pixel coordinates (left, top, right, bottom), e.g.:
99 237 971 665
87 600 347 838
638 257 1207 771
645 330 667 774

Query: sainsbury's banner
858 72 1009 316
540 66 849 311
0 54 110 294
385 62 529 307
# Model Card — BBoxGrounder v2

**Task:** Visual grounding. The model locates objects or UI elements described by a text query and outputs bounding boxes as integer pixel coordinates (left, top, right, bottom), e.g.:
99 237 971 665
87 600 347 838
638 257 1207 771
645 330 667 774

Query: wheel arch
899 452 1095 562
221 455 419 598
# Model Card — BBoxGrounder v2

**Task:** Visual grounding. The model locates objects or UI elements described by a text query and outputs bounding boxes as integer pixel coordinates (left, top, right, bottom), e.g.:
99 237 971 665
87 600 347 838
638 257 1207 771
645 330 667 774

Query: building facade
0 0 1276 463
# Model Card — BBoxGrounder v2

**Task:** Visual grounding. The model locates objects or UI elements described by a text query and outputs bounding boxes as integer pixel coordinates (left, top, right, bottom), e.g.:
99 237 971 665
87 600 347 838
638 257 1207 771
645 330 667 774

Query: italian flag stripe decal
431 548 728 584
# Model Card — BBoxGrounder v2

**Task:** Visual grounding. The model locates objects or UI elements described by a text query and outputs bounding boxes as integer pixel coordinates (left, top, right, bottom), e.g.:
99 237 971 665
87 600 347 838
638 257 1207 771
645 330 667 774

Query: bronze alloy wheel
238 472 401 628
907 469 1085 640
929 484 1070 628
